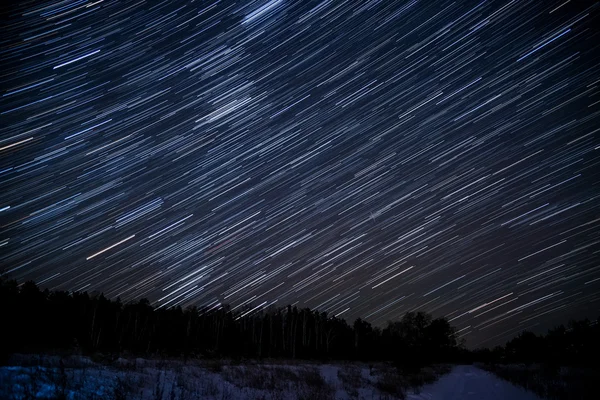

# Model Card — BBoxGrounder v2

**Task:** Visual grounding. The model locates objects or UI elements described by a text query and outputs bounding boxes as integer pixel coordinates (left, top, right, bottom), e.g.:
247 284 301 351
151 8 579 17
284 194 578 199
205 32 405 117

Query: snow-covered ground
0 357 407 400
0 356 541 400
408 365 543 400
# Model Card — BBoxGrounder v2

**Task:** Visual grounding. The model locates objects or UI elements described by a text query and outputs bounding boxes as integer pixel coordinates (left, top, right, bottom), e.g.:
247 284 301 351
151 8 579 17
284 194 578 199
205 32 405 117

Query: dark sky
2 0 599 348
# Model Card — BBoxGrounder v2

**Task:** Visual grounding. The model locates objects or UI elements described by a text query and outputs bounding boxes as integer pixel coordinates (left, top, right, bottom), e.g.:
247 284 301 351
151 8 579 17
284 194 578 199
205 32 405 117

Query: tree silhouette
0 276 463 365
472 317 600 367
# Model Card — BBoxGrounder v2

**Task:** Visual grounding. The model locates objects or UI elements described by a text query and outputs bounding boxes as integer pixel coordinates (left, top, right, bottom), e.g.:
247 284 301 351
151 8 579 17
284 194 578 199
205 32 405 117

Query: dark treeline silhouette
472 317 600 367
472 319 600 400
0 277 460 367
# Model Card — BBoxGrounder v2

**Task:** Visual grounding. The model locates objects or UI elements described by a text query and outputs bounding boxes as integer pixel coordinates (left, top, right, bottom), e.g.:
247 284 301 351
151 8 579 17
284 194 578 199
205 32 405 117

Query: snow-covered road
408 365 543 400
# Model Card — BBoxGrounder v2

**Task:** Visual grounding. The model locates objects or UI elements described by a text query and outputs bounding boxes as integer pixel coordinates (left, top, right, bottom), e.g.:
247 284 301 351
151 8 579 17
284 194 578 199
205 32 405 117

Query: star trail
1 0 599 348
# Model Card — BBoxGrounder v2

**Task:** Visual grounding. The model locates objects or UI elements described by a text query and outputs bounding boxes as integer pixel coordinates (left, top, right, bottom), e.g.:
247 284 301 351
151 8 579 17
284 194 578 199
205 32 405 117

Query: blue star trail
1 0 599 348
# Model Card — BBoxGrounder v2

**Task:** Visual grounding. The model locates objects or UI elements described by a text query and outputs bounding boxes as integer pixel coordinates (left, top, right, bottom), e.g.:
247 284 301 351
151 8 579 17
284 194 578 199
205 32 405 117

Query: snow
0 357 542 400
407 365 544 400
1 359 376 400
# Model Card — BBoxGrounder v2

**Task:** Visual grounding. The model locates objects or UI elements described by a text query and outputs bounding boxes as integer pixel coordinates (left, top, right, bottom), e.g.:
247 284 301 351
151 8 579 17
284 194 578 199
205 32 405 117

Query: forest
0 277 459 368
472 318 600 367
2 276 599 369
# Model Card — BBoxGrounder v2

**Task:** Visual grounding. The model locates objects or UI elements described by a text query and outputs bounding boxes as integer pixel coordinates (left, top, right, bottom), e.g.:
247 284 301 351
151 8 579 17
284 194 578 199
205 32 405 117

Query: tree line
0 277 459 367
472 316 600 367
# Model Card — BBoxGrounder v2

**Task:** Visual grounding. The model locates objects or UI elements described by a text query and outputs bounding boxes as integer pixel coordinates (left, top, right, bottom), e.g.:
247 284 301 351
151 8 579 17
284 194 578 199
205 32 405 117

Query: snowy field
0 356 542 400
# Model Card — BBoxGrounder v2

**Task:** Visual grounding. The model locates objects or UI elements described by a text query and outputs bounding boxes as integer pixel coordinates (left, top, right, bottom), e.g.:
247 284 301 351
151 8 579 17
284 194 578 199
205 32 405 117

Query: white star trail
1 0 599 348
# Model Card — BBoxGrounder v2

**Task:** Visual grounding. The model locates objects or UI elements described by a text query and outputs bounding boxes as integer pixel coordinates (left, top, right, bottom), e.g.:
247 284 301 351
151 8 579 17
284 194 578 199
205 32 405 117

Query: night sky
2 0 600 348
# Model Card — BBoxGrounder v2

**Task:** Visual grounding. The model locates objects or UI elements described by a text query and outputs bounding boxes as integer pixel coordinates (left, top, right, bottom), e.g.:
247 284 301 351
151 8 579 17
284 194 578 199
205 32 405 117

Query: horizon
4 276 598 350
